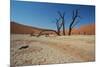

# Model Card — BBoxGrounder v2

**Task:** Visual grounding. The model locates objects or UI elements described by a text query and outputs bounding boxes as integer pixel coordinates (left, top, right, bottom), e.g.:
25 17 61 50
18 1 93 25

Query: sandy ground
10 34 95 66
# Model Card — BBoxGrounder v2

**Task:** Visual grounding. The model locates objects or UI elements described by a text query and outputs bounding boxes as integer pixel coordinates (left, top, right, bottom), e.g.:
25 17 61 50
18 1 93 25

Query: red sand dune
11 21 95 35
11 21 42 34
71 24 95 35
79 24 95 35
11 21 56 34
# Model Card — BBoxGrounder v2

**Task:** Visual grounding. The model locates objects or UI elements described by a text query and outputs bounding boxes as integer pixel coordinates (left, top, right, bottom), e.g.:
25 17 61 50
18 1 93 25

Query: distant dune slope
11 21 56 34
79 24 95 35
11 21 95 35
71 24 95 35
11 21 41 34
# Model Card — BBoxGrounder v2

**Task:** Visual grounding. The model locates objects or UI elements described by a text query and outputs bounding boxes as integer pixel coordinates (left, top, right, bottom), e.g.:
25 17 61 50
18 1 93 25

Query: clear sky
11 1 95 30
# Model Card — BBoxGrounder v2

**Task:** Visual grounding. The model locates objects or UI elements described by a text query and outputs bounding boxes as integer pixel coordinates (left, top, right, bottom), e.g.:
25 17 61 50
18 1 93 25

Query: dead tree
68 9 81 35
45 33 49 37
58 11 66 35
55 18 63 36
37 30 58 37
30 31 35 36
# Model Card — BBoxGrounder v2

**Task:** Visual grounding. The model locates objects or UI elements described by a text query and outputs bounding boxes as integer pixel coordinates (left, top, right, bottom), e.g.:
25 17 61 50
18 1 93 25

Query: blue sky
11 1 95 30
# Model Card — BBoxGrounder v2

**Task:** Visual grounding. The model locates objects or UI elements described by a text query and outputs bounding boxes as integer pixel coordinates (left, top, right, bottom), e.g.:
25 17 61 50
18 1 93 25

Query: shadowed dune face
11 21 42 34
11 22 56 35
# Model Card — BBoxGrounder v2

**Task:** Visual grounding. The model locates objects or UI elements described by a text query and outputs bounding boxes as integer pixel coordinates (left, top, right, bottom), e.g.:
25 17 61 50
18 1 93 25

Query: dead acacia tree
37 11 66 37
37 30 58 37
68 9 81 35
37 18 63 37
30 31 35 36
55 18 63 36
58 11 66 35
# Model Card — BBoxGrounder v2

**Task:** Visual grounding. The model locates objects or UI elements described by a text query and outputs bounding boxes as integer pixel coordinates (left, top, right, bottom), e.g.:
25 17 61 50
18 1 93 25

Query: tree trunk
57 29 61 36
62 21 65 35
68 27 72 35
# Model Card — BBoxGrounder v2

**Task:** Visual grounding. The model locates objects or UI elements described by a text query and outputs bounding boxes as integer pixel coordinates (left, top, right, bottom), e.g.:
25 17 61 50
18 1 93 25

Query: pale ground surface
10 34 95 66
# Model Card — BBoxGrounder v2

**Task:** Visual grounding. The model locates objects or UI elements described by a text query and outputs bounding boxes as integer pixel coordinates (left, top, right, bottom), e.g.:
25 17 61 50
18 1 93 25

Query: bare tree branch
37 29 58 37
68 9 81 35
58 11 66 35
71 20 79 29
